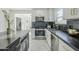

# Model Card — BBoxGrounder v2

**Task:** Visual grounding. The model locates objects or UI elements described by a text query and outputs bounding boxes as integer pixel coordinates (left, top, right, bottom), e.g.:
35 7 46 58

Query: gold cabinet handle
71 8 77 16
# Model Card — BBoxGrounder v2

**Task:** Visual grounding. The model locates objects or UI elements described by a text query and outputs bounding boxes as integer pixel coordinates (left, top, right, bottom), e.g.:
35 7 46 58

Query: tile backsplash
67 20 79 30
32 22 47 28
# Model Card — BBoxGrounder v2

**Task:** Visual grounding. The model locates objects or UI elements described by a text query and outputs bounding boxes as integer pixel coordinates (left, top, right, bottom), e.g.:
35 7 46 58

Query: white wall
0 14 8 32
10 9 32 31
22 14 32 30
10 9 49 30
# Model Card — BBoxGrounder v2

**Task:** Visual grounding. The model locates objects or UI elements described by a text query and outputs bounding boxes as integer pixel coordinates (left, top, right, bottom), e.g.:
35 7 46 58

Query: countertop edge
47 29 79 51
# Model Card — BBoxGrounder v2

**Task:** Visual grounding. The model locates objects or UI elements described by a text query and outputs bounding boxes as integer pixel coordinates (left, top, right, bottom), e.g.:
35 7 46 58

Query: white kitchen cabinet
54 8 79 24
51 33 74 51
46 29 75 51
46 29 59 51
59 39 74 51
45 29 51 48
48 9 54 21
31 28 35 39
63 8 79 20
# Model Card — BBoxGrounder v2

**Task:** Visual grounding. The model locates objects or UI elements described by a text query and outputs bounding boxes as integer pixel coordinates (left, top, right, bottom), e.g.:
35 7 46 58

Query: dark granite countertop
48 28 79 51
0 30 29 49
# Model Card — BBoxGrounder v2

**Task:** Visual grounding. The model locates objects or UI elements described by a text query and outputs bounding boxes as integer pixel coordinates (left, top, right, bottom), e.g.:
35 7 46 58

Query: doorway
16 17 21 31
15 14 32 31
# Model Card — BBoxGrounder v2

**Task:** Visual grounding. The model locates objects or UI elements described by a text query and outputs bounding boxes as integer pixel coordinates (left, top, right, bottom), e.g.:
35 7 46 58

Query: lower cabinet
31 29 35 39
46 30 75 51
45 29 51 48
59 39 74 51
46 30 59 51
51 34 74 51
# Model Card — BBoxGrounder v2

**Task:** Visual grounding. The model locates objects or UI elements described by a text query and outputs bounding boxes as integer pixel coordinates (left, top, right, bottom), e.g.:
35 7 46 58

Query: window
57 9 63 15
56 9 63 21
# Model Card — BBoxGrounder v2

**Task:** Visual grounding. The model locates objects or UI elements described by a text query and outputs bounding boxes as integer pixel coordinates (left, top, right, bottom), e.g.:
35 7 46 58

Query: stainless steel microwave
35 17 44 21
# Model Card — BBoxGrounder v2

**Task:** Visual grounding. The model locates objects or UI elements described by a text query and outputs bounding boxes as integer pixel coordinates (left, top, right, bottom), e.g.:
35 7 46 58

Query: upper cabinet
32 8 55 22
54 8 79 24
63 8 79 20
32 9 49 22
48 9 54 22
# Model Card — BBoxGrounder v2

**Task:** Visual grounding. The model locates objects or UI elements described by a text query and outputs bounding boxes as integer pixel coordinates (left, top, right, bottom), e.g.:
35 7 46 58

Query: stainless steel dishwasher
51 34 59 51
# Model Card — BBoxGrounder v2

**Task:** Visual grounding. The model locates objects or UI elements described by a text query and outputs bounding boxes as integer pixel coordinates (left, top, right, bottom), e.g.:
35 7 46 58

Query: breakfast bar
0 30 29 51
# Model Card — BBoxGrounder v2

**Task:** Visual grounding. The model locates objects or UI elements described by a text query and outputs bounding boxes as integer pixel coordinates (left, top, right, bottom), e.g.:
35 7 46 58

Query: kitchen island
0 30 30 51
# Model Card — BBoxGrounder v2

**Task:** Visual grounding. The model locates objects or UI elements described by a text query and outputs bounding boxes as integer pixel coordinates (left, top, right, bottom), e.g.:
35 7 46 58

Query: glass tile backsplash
67 20 79 30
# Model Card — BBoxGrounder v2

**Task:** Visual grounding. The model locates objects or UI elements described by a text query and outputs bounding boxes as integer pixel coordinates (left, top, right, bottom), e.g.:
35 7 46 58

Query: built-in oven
32 16 46 38
35 30 45 36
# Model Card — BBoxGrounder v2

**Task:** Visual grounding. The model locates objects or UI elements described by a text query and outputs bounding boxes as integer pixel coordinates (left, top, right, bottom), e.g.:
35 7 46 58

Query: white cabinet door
59 39 74 51
63 8 71 20
31 29 35 39
63 8 79 20
48 9 54 21
46 30 59 51
46 29 75 51
45 29 51 48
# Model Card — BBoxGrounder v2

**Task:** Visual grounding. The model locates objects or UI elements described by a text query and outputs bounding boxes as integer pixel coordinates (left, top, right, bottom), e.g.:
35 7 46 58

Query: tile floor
28 37 51 51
